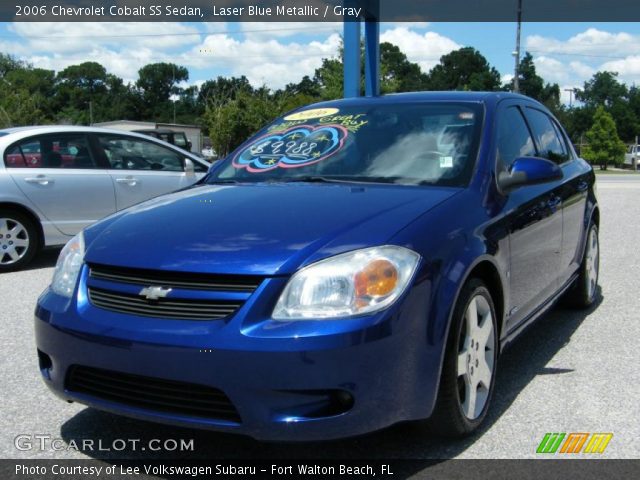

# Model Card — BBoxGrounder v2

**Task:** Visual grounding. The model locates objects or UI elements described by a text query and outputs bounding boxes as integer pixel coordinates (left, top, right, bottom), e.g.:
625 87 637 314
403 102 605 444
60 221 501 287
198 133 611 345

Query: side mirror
187 141 192 151
184 158 195 175
497 156 562 193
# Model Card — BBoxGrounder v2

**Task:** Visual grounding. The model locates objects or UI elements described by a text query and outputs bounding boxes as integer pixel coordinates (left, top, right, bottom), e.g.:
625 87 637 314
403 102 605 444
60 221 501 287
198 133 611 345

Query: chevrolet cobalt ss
35 92 599 440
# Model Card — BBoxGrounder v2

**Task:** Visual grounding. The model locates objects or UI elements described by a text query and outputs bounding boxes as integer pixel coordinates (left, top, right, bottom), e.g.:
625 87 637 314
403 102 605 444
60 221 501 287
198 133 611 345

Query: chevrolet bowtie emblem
139 286 172 301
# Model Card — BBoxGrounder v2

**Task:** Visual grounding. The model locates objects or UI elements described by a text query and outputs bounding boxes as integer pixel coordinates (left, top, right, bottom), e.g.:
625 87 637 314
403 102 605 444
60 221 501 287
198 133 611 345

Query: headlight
273 246 421 320
51 232 85 298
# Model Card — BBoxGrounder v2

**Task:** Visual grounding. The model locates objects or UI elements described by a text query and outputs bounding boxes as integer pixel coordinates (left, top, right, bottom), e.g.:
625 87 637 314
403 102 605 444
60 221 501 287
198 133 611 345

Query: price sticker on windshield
232 125 348 173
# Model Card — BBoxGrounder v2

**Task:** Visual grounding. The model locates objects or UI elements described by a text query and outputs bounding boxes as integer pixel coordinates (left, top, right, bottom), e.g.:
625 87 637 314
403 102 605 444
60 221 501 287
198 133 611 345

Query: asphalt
1 174 638 462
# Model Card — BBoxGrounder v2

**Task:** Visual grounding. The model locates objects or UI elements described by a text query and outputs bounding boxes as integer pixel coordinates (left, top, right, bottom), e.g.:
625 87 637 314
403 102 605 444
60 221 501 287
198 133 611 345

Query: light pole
513 0 523 93
564 88 575 108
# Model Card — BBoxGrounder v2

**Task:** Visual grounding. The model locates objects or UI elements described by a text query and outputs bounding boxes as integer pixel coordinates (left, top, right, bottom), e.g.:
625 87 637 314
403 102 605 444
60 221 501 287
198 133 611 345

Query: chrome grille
88 287 242 320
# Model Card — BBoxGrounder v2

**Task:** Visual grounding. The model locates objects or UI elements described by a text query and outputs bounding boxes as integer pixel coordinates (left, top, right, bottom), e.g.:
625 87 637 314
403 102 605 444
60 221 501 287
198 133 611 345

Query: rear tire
0 209 39 272
428 279 498 437
564 222 599 309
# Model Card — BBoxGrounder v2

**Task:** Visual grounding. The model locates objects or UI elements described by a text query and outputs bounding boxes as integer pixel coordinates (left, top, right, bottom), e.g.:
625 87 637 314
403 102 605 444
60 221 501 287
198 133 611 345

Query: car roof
134 128 177 134
302 91 540 108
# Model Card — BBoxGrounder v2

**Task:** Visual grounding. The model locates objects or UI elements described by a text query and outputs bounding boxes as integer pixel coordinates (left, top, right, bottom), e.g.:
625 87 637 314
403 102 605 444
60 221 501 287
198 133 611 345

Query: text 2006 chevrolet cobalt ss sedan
35 92 599 440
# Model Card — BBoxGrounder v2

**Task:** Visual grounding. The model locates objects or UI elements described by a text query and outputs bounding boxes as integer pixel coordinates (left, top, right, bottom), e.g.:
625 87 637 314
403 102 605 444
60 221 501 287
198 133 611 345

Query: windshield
208 102 483 187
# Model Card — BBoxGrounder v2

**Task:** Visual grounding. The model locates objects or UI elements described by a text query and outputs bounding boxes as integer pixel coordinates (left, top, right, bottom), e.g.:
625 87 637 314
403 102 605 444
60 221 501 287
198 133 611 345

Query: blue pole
343 20 361 98
364 19 380 97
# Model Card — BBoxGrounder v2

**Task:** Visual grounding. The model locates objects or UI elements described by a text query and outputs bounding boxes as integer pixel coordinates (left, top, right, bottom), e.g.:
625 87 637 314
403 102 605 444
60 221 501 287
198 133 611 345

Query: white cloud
181 32 341 88
526 28 640 57
380 26 460 72
524 28 640 98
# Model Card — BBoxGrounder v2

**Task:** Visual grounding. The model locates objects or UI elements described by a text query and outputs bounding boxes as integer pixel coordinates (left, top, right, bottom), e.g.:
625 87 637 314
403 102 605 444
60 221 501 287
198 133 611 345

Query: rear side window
496 106 536 170
524 108 570 164
4 134 95 169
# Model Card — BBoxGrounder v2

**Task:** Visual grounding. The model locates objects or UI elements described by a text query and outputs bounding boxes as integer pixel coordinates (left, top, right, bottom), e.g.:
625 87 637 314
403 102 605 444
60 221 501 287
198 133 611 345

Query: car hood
84 183 459 275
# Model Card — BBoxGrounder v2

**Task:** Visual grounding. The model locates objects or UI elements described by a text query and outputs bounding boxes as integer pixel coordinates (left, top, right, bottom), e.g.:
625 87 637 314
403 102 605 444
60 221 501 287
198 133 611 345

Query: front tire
565 222 599 308
0 210 39 272
428 279 498 437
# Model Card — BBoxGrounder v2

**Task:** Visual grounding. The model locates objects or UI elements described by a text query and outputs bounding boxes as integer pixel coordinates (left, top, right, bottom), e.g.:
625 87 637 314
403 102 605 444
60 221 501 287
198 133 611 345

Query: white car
0 126 210 271
624 144 639 170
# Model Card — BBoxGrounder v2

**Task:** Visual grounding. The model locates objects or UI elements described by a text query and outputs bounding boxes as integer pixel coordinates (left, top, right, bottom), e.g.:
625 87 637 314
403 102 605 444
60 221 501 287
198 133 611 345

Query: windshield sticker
283 108 339 121
232 125 348 173
268 113 369 134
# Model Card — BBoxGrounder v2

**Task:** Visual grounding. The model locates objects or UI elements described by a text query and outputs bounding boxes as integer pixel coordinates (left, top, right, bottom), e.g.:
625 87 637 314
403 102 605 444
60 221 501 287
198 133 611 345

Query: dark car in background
133 128 192 152
35 92 599 441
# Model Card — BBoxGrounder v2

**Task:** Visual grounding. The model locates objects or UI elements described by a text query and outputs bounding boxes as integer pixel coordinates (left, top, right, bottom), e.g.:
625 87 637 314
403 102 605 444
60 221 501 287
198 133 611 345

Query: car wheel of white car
0 210 39 272
428 278 498 437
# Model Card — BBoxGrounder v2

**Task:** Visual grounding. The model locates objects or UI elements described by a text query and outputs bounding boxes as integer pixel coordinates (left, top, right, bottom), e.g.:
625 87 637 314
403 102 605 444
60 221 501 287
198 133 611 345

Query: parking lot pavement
1 175 639 461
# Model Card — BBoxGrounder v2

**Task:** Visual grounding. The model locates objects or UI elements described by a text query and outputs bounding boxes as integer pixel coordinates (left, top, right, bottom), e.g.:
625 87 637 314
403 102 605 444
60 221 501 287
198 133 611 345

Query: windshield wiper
206 179 242 184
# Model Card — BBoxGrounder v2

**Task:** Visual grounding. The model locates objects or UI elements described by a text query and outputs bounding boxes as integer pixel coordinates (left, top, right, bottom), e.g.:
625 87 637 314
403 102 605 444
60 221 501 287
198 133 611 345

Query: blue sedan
35 92 599 440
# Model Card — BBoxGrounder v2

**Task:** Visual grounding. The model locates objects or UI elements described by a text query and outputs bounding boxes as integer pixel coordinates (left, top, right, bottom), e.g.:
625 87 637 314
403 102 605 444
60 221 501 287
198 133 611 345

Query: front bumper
34 269 441 441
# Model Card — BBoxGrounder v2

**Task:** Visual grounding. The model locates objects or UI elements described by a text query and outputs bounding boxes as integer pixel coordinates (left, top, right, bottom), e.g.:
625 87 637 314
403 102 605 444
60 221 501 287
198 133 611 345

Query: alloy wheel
457 294 496 420
585 227 599 300
0 218 30 266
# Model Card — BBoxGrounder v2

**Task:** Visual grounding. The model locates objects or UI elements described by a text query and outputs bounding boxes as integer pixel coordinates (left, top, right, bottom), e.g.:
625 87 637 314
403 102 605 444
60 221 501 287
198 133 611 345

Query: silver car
0 126 210 271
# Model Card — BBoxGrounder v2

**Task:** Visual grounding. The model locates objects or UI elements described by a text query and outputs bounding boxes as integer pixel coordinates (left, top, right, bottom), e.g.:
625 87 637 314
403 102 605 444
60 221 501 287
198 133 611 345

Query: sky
1 21 639 104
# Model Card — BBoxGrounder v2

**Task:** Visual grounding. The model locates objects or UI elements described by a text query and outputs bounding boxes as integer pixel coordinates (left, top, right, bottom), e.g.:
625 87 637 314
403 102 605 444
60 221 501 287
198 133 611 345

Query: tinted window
98 136 184 172
173 134 188 148
209 103 484 187
496 106 536 170
4 134 94 169
525 108 570 164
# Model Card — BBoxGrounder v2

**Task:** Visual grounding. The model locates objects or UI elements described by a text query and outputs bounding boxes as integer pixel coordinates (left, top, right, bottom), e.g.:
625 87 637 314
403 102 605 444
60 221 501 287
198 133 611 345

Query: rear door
4 132 116 235
95 134 199 210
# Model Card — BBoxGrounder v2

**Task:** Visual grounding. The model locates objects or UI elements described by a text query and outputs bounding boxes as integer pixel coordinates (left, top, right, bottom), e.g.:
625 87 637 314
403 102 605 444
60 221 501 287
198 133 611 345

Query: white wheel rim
457 294 495 420
0 218 30 265
585 227 599 300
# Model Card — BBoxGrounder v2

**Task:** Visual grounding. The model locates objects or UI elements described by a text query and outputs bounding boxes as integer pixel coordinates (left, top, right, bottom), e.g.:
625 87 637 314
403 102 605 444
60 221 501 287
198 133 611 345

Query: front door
495 103 563 329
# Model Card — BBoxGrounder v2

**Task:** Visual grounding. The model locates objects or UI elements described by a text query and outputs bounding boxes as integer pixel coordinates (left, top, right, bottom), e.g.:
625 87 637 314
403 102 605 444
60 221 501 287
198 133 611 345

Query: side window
98 136 184 172
4 134 94 169
551 120 571 159
524 108 570 164
496 106 536 170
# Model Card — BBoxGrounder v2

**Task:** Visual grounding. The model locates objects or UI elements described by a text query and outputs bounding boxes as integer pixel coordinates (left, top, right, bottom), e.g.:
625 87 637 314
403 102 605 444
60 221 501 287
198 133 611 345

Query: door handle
24 175 53 185
115 177 139 186
577 180 589 192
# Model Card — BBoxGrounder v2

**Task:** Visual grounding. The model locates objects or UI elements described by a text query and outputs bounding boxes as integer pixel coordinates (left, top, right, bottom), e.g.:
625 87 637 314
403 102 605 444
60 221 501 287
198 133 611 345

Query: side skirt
500 272 579 352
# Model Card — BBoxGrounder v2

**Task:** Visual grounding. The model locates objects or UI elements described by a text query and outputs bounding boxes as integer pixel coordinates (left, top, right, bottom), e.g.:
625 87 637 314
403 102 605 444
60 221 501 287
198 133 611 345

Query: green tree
54 62 110 124
582 106 626 170
426 47 502 91
576 71 628 108
198 76 253 105
0 82 48 127
136 62 188 121
512 52 560 111
203 90 286 157
313 57 343 100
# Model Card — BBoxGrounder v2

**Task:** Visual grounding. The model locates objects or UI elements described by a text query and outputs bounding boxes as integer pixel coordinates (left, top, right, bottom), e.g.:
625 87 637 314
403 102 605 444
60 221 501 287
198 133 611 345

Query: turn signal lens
354 259 398 297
